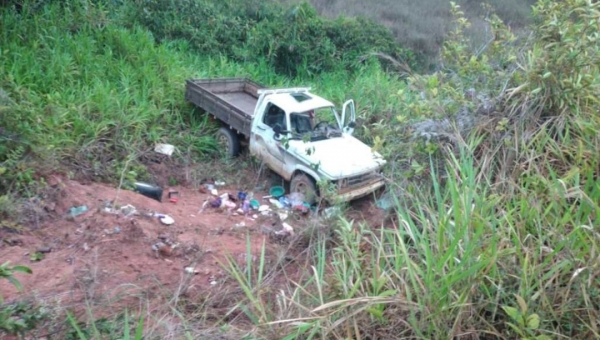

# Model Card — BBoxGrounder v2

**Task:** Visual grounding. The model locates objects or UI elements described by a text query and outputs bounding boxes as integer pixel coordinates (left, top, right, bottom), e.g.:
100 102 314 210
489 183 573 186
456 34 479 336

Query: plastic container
269 186 285 198
134 182 163 202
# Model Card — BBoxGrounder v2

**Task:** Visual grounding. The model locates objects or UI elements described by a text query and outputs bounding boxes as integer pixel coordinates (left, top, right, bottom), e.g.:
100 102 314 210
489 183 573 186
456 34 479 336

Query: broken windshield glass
289 107 341 141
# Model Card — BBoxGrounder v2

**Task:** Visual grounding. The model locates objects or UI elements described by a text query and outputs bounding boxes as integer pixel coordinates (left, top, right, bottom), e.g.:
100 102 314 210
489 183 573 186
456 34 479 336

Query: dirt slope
0 178 290 303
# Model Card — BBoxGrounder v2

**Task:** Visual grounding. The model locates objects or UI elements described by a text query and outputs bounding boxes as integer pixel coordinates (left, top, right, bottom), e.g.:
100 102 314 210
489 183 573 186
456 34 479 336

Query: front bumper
336 178 386 202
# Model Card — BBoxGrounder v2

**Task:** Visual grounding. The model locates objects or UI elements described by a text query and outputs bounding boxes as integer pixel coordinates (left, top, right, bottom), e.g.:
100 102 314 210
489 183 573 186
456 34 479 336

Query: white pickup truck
185 78 386 203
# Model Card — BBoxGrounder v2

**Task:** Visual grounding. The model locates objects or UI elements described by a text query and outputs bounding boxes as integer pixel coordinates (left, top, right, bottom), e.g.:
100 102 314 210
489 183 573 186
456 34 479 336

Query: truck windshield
289 107 341 141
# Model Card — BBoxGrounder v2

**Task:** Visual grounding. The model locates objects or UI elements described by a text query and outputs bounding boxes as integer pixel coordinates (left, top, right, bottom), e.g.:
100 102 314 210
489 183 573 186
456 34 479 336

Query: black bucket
133 182 163 202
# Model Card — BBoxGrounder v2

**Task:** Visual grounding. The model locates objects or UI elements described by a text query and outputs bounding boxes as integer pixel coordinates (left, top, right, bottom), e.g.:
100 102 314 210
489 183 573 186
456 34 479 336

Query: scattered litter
168 190 179 204
223 200 236 210
252 214 258 219
83 243 90 252
198 200 210 213
262 195 273 199
68 205 88 217
269 198 283 209
278 211 289 221
184 267 197 274
275 222 295 237
133 182 163 202
154 143 175 156
282 222 294 236
37 246 52 254
120 204 137 217
152 242 174 257
234 221 246 229
158 215 175 225
376 193 394 211
258 205 270 212
289 192 305 207
214 181 226 186
250 199 260 210
210 197 222 208
269 185 285 198
293 203 311 214
103 207 118 215
210 188 219 196
241 200 250 214
278 196 291 208
237 191 247 201
210 280 218 285
103 226 120 235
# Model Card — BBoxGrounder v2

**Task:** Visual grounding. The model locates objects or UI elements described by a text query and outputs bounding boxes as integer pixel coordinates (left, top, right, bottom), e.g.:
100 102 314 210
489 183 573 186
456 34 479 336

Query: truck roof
267 91 335 114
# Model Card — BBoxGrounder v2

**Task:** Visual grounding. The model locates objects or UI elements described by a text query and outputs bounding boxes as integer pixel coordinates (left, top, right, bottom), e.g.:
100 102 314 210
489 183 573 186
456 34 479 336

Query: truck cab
249 88 386 202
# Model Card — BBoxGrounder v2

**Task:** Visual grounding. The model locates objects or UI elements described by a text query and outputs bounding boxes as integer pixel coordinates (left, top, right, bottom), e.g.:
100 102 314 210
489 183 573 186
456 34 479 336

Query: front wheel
290 173 317 204
216 127 240 157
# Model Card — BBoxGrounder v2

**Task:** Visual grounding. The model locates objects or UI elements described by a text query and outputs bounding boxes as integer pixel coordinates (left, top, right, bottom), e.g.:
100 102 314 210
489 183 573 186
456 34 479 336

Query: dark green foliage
297 0 537 68
0 301 45 337
0 1 223 190
128 0 416 75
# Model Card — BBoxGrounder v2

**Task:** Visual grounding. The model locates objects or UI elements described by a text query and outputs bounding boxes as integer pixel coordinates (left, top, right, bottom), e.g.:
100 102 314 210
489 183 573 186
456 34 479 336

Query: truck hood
288 135 386 179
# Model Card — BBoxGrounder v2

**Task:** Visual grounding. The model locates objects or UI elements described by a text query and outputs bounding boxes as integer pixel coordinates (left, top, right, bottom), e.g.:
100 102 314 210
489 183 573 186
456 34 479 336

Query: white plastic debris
120 204 137 217
269 198 283 209
278 211 289 221
154 143 175 156
283 222 294 234
275 222 295 237
258 205 270 212
184 267 197 274
159 215 174 225
210 188 219 196
214 181 226 186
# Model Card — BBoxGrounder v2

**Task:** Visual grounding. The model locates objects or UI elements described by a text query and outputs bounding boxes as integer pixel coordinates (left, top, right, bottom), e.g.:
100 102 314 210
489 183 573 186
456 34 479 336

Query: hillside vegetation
294 0 538 66
1 0 600 339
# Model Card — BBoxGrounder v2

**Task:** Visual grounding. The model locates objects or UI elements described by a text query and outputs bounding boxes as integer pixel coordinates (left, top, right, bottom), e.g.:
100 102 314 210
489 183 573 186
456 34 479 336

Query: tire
290 173 318 204
216 127 240 157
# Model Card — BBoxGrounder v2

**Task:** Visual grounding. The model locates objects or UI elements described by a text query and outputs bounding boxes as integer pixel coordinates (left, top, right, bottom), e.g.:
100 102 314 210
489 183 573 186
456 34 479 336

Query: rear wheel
290 173 317 204
216 127 240 157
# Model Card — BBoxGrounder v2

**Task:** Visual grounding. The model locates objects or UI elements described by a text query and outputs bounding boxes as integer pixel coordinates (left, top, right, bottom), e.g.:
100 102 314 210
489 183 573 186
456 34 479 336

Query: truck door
251 103 287 174
340 99 356 135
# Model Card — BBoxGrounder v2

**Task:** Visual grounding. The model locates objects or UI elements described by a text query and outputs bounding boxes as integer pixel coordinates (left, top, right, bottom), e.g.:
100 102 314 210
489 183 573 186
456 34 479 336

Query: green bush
128 0 416 75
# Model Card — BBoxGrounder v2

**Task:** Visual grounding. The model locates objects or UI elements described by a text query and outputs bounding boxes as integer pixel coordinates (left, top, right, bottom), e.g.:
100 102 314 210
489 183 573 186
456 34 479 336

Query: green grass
2 0 599 339
0 1 406 189
220 138 599 339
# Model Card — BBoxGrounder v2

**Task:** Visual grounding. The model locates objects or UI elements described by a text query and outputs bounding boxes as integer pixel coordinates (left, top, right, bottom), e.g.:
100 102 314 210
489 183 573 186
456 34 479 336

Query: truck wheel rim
295 182 310 196
218 135 229 151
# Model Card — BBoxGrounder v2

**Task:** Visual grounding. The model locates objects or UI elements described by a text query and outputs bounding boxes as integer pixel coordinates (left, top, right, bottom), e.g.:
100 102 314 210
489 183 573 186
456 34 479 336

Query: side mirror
273 123 283 137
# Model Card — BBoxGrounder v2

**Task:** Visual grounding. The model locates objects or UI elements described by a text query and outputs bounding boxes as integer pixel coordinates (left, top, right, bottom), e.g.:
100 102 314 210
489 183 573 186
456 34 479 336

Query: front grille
342 171 380 188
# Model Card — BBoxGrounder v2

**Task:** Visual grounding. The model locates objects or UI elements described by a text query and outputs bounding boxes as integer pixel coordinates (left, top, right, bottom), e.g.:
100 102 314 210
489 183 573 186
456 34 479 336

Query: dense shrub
299 0 538 68
128 0 416 75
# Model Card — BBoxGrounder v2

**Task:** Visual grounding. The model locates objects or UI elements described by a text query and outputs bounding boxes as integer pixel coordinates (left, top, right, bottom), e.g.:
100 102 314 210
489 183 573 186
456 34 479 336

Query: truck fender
289 166 321 184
